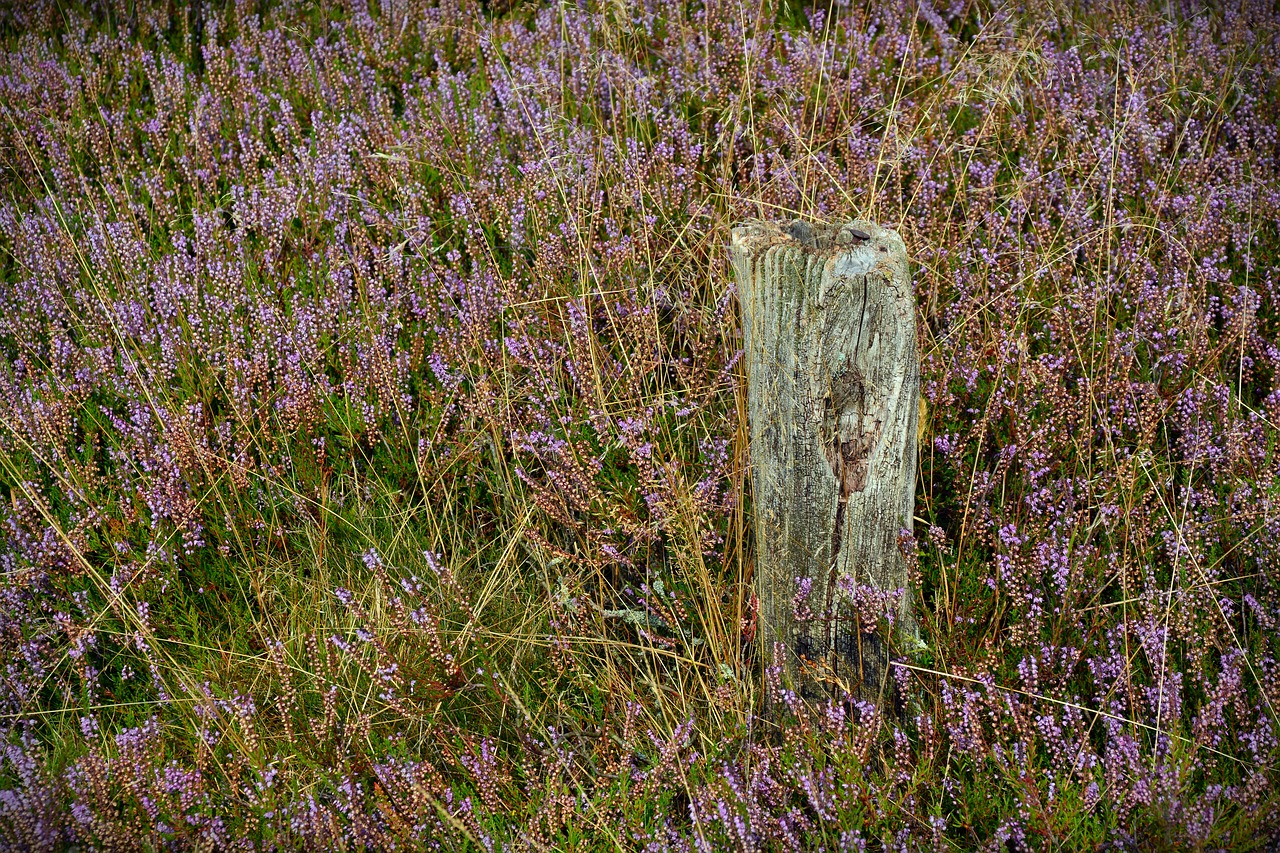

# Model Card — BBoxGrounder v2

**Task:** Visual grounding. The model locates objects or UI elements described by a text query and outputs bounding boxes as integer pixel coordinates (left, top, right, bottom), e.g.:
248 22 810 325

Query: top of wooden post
729 218 909 285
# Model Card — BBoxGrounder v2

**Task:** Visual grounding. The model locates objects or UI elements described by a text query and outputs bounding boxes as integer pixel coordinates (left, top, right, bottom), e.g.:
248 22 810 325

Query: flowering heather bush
0 0 1278 847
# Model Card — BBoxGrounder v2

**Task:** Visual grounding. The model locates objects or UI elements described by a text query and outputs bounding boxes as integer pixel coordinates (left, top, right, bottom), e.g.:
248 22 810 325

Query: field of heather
0 0 1278 849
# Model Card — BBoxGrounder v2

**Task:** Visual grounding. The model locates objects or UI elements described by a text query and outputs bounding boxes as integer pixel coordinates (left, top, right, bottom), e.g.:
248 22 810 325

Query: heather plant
0 0 1278 848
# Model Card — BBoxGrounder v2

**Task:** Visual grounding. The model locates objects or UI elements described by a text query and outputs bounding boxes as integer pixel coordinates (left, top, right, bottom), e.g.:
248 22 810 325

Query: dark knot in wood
821 367 881 498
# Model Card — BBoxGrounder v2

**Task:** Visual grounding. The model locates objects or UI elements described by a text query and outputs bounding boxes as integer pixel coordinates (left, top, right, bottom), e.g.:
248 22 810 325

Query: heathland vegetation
0 0 1277 848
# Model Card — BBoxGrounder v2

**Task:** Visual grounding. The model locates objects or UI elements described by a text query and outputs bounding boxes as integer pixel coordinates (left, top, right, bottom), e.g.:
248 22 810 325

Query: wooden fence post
730 219 920 708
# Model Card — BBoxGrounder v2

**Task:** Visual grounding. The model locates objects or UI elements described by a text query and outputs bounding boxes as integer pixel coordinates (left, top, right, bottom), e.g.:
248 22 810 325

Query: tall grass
0 0 1277 848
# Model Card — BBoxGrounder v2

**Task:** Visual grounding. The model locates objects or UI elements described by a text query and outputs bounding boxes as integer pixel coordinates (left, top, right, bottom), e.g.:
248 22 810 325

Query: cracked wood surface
730 219 919 707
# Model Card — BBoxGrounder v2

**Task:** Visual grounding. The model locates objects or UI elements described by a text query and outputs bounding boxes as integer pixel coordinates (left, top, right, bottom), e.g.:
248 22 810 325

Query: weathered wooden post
730 219 920 707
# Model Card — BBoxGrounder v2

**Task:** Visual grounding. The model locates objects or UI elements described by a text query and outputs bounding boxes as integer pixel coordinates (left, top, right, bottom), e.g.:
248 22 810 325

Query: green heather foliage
0 0 1278 848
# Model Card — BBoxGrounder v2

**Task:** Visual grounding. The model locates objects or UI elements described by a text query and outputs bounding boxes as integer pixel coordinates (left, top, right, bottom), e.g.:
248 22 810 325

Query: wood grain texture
730 219 920 707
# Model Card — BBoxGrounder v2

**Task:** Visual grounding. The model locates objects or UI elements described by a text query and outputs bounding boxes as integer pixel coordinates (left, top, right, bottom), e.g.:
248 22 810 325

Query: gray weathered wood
730 219 920 707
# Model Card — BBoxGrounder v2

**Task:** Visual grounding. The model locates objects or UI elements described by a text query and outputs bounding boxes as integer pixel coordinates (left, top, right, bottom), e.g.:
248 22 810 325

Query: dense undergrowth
0 0 1278 848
